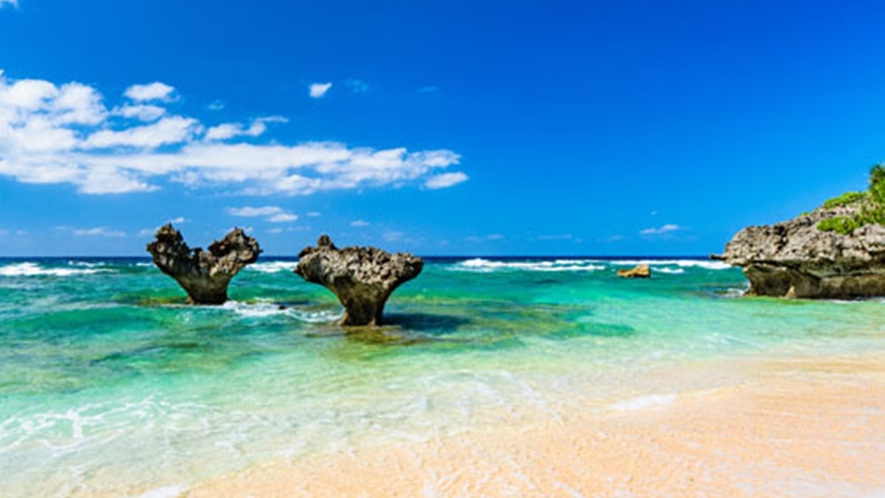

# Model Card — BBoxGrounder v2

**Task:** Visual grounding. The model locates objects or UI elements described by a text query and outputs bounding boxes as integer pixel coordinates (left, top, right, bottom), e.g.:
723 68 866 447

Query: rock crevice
146 224 262 304
294 235 423 326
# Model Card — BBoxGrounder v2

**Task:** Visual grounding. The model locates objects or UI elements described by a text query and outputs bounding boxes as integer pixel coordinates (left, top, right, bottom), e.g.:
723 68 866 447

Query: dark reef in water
294 235 423 326
146 224 261 304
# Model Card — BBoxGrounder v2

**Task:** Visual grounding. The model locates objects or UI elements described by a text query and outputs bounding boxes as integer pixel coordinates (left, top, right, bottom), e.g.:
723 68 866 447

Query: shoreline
181 351 885 497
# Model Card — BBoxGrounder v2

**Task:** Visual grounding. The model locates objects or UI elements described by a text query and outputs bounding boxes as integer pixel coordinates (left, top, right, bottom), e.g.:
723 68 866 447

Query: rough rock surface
718 205 885 298
617 264 651 278
294 235 423 326
146 224 262 304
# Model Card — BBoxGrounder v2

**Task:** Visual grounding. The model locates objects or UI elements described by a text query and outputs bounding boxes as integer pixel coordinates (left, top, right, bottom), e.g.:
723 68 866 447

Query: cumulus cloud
309 82 332 98
115 104 166 122
124 82 175 102
425 172 468 189
0 71 467 195
205 116 287 141
227 205 298 223
639 224 685 236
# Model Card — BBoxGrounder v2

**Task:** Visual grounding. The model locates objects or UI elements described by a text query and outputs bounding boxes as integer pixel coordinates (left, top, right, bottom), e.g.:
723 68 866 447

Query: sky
2 0 885 256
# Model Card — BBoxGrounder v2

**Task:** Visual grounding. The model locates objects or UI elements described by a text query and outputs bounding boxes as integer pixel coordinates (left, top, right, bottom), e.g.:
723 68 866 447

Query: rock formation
718 205 885 299
294 235 423 326
146 224 262 304
617 264 651 278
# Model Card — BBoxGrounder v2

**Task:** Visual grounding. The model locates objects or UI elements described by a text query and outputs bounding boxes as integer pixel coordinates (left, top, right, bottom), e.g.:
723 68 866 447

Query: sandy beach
182 352 885 497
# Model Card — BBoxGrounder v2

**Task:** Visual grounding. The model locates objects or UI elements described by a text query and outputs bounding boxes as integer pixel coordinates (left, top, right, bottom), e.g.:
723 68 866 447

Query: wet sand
182 353 885 497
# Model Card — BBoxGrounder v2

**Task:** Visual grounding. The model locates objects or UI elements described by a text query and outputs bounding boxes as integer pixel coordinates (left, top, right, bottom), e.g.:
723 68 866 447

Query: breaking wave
608 259 732 270
0 262 106 277
452 258 606 273
247 261 299 273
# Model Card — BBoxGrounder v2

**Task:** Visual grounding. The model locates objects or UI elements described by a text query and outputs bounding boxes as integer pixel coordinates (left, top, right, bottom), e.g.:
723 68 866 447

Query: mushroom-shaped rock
294 235 423 326
719 205 885 299
146 224 262 304
617 264 651 278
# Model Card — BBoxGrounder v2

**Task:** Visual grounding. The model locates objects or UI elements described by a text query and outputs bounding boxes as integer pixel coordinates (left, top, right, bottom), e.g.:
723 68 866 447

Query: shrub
822 191 866 209
816 164 885 234
818 216 860 235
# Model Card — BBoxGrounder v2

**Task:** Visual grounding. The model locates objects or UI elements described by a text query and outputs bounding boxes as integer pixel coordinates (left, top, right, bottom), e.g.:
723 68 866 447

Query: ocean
0 257 883 497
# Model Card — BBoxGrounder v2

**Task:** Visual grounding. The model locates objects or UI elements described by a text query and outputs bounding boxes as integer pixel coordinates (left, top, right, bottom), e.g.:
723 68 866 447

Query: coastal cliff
719 166 885 299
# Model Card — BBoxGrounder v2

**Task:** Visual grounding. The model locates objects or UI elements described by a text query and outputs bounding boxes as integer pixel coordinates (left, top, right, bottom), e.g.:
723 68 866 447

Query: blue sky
2 0 885 256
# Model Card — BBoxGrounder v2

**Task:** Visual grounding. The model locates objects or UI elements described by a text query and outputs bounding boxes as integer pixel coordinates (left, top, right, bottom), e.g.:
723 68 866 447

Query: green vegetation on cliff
818 165 885 235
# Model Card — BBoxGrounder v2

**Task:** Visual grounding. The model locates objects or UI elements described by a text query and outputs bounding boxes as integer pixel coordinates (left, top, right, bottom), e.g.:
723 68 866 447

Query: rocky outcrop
719 205 885 299
294 235 423 326
146 224 262 304
617 264 651 278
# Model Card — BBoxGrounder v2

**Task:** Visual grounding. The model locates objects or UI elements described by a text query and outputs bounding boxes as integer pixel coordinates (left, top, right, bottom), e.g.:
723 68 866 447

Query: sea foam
221 300 340 322
453 259 605 273
248 261 299 273
609 259 732 270
0 262 105 277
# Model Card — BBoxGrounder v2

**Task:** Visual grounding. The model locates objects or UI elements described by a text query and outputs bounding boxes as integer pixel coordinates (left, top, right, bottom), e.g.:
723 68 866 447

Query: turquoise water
0 257 883 497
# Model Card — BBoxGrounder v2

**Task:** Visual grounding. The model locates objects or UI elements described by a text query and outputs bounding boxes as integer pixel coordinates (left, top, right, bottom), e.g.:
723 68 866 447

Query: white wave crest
452 258 605 273
656 267 685 274
66 261 107 268
248 261 299 273
0 263 105 277
610 259 732 270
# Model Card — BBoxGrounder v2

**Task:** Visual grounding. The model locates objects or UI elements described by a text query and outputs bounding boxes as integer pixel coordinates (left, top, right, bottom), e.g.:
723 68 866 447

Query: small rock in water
294 235 423 326
146 224 262 305
617 264 651 278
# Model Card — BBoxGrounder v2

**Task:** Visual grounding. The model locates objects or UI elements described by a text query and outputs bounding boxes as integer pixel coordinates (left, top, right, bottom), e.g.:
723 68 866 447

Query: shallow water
0 257 882 497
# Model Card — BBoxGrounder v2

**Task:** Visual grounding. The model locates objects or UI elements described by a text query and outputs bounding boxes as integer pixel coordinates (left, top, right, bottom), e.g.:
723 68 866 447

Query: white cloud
306 211 321 217
639 224 685 236
267 227 284 234
0 0 18 8
268 213 298 223
72 227 126 237
425 172 468 189
227 205 298 223
0 71 466 195
169 216 187 224
309 82 332 98
207 100 225 111
537 234 573 240
227 206 284 217
83 116 199 149
205 116 286 141
383 230 404 242
350 219 370 227
115 104 166 122
124 82 175 102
